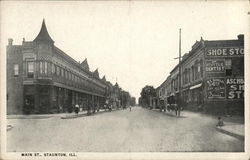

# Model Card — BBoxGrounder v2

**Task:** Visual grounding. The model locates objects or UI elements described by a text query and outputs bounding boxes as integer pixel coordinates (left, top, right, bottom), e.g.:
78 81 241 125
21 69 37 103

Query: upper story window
56 66 60 76
187 68 191 83
225 59 232 76
14 64 19 76
44 62 47 74
40 62 43 74
40 61 48 75
51 64 55 74
197 63 201 79
200 60 203 78
27 62 34 78
61 68 64 77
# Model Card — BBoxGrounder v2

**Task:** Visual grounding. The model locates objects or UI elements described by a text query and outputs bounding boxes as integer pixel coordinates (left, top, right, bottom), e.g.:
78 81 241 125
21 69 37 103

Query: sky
1 1 249 101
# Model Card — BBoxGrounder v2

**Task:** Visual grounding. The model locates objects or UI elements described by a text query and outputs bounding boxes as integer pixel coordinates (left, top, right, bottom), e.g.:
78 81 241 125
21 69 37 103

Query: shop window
14 64 19 76
27 62 34 78
225 59 232 76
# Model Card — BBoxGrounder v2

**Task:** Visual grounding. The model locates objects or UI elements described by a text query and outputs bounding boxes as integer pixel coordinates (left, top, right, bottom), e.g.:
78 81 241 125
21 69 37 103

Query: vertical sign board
226 78 244 99
206 78 225 99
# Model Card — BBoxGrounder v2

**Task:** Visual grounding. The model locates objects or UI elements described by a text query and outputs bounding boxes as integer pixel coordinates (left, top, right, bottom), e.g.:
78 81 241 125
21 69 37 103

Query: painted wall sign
206 60 225 72
206 78 225 98
206 47 244 57
226 78 244 99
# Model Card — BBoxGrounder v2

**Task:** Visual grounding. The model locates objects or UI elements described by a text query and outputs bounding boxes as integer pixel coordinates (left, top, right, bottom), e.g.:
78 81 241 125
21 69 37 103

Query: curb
7 116 52 119
216 127 244 141
60 109 123 119
61 113 87 119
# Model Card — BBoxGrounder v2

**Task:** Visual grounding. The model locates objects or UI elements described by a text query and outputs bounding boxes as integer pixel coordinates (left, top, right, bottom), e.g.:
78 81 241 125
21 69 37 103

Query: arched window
200 59 203 78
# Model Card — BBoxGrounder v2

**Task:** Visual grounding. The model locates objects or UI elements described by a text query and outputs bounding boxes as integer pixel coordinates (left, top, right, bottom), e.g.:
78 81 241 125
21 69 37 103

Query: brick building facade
156 35 244 115
7 20 133 115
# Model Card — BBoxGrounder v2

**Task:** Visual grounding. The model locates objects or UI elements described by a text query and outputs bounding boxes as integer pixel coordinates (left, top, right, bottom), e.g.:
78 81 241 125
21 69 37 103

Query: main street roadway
7 106 243 152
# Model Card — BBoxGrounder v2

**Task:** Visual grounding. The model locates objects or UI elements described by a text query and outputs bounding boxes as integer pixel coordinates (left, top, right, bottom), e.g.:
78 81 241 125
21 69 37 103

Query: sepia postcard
0 1 249 160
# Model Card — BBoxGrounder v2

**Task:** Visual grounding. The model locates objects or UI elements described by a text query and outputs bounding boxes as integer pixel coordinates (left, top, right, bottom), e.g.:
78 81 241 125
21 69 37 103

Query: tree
139 85 156 108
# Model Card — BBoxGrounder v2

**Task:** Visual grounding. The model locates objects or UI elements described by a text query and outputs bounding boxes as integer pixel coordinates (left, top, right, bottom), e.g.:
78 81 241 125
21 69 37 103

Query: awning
189 83 202 90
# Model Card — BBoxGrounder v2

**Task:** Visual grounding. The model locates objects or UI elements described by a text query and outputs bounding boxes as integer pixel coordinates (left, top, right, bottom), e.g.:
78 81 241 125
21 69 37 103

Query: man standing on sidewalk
75 104 79 114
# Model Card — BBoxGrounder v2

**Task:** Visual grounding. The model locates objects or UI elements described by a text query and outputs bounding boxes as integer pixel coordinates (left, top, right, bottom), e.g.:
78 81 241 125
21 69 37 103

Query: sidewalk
150 108 245 140
7 108 119 120
215 116 244 141
7 113 70 119
61 111 88 119
61 109 111 119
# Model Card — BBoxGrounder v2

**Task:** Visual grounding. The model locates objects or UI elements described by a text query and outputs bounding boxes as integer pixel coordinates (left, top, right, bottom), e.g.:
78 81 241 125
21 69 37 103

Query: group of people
73 103 132 114
166 103 181 116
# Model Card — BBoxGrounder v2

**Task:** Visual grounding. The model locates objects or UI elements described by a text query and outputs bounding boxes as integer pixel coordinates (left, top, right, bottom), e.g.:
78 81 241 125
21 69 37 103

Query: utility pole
178 28 182 117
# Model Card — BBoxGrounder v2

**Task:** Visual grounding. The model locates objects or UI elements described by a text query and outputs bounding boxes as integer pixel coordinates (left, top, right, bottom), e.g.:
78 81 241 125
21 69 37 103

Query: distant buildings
141 35 244 115
7 20 135 115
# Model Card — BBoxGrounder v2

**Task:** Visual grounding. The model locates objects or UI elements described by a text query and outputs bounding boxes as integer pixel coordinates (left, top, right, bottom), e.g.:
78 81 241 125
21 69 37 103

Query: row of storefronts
7 20 135 115
156 35 244 115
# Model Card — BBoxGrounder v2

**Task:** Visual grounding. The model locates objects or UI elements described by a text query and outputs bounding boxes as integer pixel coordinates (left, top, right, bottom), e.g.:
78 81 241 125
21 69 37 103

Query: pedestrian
75 104 79 114
174 103 178 116
129 106 132 111
216 116 224 127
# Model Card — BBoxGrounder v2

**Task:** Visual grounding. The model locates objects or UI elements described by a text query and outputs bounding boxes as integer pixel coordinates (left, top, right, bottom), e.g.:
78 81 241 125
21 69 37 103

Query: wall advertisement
206 78 225 99
206 47 244 57
226 78 244 99
205 60 225 72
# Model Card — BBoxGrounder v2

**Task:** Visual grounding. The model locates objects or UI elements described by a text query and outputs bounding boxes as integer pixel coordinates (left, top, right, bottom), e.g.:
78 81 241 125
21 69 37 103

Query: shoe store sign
206 47 244 57
226 78 244 99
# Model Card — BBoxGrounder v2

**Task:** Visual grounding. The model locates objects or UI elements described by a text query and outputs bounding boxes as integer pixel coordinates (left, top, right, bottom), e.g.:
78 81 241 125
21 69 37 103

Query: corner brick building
7 20 130 114
156 35 244 115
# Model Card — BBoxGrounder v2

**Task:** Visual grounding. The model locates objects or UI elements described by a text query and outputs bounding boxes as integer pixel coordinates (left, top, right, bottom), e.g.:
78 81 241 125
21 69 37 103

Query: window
52 64 55 74
56 66 60 76
197 63 201 79
200 60 203 78
225 59 232 76
40 62 43 74
44 62 47 74
191 66 194 81
188 68 190 83
61 68 64 77
14 64 19 76
27 62 34 78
